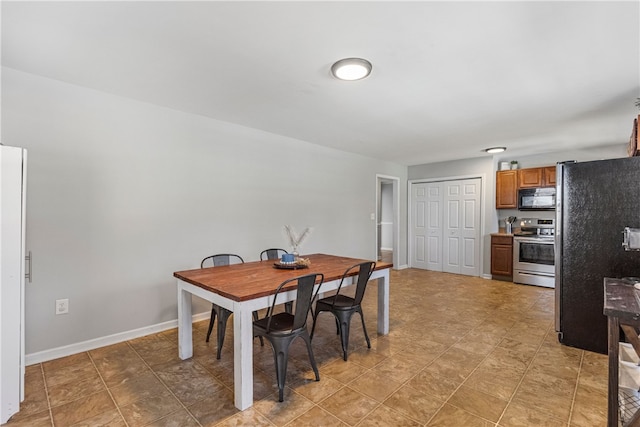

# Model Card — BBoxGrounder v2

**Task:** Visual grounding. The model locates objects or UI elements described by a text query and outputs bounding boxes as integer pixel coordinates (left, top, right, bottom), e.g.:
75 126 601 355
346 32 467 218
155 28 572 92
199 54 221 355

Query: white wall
1 68 407 358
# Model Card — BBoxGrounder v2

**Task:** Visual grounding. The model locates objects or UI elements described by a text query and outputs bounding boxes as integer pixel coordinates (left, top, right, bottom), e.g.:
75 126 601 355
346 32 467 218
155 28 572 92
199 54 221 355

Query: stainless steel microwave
517 187 556 210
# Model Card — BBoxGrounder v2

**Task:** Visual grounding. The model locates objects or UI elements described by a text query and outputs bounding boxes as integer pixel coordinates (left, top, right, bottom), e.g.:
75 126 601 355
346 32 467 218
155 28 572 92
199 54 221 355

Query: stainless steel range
513 218 555 288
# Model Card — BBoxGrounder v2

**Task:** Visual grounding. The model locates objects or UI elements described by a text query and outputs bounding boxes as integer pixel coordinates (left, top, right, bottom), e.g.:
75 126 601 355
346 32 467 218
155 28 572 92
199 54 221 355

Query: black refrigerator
555 156 640 354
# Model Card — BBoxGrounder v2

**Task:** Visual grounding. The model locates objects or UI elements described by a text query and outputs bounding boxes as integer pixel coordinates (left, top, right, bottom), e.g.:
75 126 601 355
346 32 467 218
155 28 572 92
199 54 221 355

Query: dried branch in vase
284 225 312 255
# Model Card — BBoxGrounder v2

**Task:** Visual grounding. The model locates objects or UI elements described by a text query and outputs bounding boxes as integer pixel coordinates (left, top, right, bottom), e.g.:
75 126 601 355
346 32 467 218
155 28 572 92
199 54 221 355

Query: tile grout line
342 314 501 426
423 314 515 426
436 287 558 426
347 309 510 425
566 349 585 427
124 338 205 427
285 344 368 426
86 350 131 427
39 363 54 427
374 335 457 426
169 330 279 426
494 322 557 426
289 335 423 426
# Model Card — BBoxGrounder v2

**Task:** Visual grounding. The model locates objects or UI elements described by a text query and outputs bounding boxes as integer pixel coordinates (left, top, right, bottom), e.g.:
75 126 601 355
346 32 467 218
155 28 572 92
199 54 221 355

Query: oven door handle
515 238 555 245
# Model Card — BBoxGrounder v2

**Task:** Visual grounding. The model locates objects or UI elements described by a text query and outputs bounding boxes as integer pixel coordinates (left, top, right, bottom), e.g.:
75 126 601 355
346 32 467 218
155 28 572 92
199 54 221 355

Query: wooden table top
174 253 392 302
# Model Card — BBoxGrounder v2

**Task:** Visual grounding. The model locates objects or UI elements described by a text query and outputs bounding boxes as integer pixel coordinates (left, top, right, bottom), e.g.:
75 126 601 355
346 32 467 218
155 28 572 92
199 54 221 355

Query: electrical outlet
55 299 69 315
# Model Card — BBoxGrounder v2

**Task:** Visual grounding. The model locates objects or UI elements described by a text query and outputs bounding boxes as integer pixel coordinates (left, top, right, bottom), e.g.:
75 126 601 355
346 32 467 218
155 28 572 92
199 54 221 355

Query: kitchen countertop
603 278 640 320
603 278 640 427
491 228 520 236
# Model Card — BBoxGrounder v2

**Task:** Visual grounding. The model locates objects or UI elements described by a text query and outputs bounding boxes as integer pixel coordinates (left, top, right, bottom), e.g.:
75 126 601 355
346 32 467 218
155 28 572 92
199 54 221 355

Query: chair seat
310 261 376 361
316 294 355 309
252 273 323 402
254 313 296 335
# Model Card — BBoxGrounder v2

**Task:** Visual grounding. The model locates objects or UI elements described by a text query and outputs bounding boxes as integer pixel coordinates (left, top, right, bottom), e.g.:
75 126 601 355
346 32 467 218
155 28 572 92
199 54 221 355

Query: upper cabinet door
518 168 543 188
496 170 518 209
543 166 556 187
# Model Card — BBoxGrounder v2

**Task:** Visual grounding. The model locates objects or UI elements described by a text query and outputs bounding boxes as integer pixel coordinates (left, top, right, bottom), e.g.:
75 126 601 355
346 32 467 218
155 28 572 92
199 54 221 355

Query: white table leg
177 284 193 360
377 270 389 334
233 302 254 410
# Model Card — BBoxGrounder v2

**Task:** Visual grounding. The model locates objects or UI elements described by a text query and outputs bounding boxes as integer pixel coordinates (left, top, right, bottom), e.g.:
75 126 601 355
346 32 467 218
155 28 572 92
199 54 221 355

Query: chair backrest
201 253 244 268
260 248 288 261
265 273 324 333
334 261 376 306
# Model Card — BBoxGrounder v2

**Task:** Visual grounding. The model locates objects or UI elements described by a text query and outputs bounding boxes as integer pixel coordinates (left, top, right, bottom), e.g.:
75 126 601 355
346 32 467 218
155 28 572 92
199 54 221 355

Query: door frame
376 174 400 269
408 174 486 274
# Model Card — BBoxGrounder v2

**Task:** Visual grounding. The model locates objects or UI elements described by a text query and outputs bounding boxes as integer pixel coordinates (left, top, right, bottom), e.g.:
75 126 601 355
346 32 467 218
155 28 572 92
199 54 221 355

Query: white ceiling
2 1 639 166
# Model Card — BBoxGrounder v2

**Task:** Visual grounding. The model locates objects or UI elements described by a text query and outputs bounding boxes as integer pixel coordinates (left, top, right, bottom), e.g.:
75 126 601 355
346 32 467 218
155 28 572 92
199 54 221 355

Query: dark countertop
603 278 640 322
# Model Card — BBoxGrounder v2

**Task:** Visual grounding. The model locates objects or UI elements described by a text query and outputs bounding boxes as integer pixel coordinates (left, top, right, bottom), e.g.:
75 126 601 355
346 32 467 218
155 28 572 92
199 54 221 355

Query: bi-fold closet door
411 178 481 276
0 146 27 424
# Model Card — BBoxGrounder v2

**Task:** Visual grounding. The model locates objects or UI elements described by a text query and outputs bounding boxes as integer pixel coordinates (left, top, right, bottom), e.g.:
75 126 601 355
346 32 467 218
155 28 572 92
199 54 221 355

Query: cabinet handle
25 251 32 283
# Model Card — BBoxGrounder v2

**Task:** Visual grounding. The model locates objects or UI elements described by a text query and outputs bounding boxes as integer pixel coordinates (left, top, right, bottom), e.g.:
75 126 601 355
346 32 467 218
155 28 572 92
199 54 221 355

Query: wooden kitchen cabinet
496 165 556 209
543 166 556 186
496 170 518 209
491 235 513 279
518 166 556 188
518 168 543 188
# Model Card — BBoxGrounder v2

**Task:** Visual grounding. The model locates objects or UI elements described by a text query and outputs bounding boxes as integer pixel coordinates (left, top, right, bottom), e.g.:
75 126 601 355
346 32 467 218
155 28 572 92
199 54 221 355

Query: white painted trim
376 174 401 269
25 311 210 365
482 274 493 279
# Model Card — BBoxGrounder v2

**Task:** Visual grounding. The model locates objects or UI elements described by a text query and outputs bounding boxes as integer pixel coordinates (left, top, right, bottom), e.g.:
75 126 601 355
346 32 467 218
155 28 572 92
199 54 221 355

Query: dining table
174 253 393 410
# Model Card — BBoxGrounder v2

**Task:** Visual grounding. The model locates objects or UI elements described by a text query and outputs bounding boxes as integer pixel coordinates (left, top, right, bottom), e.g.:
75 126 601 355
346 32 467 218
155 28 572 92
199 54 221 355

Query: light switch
370 213 375 221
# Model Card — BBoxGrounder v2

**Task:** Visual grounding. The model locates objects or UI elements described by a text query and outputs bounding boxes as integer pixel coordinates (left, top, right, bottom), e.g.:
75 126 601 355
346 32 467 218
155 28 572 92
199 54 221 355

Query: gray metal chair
260 248 288 261
201 254 262 359
253 273 324 402
260 248 293 313
310 261 376 361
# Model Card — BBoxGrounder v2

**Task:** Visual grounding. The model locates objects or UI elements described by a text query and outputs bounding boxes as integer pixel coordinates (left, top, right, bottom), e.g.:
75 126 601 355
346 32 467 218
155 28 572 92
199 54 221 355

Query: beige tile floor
6 268 608 426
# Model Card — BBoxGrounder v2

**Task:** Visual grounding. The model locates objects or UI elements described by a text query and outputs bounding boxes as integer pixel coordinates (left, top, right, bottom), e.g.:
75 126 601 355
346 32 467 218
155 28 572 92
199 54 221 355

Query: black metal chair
310 261 376 361
260 248 288 261
201 254 262 359
260 248 294 313
253 273 324 402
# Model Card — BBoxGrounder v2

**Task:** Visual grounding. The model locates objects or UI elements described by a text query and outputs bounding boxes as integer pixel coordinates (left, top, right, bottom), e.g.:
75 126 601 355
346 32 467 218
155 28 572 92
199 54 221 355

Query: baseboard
482 273 493 279
25 311 210 365
396 264 409 270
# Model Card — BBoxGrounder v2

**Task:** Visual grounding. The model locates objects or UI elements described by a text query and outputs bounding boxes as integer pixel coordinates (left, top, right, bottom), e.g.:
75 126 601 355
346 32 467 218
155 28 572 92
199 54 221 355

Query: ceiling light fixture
331 58 372 81
484 147 506 154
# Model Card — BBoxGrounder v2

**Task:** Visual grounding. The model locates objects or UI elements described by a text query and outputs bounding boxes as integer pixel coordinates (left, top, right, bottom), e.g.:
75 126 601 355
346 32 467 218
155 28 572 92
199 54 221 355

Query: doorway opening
376 175 400 268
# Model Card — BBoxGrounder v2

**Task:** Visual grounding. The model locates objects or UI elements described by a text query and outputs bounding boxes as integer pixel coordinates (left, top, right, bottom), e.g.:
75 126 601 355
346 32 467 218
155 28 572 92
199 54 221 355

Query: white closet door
411 182 443 270
411 183 428 269
0 146 27 424
443 178 481 275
